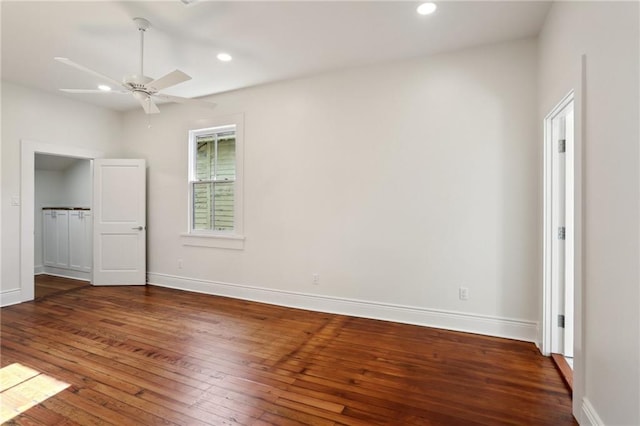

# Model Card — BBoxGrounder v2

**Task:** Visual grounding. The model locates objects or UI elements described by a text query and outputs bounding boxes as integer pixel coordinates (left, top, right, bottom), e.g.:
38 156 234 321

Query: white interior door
549 100 575 358
551 113 567 355
563 106 575 358
93 159 146 285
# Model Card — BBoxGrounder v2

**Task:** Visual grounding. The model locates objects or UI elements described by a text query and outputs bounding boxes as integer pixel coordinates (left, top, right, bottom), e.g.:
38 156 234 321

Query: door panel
69 211 92 273
43 211 57 267
44 210 90 273
99 234 140 270
93 159 146 285
69 211 85 271
54 211 69 269
100 166 141 221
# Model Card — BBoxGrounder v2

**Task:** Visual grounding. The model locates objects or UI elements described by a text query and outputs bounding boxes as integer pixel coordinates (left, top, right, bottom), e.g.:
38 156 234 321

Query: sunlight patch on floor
0 363 70 423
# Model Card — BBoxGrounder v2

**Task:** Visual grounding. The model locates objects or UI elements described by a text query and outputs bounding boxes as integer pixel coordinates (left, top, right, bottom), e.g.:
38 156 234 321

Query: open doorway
34 154 92 298
19 140 103 302
543 92 575 379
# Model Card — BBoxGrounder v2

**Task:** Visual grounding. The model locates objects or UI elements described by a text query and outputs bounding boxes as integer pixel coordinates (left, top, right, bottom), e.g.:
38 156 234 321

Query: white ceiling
1 1 551 112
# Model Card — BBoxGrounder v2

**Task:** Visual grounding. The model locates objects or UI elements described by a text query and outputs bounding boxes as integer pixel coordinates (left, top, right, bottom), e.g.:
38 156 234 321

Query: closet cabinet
43 209 69 268
43 208 92 277
69 210 92 273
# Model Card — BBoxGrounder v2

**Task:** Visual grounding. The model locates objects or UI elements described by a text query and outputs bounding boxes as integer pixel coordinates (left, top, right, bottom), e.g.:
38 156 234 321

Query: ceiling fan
55 17 216 114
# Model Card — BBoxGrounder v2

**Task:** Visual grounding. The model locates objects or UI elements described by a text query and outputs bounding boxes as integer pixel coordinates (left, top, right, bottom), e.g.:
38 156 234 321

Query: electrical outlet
312 273 320 285
459 287 469 301
178 259 183 269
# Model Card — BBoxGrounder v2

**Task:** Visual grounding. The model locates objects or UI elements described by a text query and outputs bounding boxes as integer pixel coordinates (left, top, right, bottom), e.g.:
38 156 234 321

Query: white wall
122 38 540 340
61 160 91 208
1 81 123 298
539 2 639 424
34 169 64 269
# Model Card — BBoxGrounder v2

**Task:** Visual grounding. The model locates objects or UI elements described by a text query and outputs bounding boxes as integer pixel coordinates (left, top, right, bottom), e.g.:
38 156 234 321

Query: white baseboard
1 289 22 307
42 267 91 282
34 265 44 275
581 398 604 426
147 272 538 343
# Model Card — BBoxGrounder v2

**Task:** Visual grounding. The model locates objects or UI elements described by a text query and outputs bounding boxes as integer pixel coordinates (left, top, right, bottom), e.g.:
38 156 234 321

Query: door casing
20 140 104 302
541 90 580 358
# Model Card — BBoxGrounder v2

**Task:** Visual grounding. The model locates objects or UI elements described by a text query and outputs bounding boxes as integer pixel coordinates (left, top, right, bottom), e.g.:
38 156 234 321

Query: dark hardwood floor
1 284 577 425
34 274 90 299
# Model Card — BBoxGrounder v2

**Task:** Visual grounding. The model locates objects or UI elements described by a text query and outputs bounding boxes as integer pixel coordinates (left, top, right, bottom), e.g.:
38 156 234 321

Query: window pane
195 136 215 180
190 126 237 234
213 182 234 231
192 182 213 231
216 137 236 181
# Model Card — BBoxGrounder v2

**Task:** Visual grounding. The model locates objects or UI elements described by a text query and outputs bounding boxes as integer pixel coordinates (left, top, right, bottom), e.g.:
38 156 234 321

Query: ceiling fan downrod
133 17 151 78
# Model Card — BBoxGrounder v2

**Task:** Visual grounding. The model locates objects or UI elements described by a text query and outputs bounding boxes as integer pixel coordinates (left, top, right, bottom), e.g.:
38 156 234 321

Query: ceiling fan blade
133 91 160 114
153 93 217 109
147 70 191 92
60 89 130 94
54 57 125 89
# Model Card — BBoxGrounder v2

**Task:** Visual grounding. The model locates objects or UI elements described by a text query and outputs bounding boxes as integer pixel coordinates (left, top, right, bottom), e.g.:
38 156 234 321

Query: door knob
132 226 145 231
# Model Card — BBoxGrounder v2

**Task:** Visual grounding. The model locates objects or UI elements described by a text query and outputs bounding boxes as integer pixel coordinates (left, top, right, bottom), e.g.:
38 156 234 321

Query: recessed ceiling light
417 2 437 15
217 53 232 62
98 84 111 91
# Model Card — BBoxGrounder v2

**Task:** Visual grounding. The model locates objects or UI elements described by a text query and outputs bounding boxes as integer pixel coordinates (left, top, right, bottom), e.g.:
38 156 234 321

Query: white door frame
541 89 582 357
20 140 104 302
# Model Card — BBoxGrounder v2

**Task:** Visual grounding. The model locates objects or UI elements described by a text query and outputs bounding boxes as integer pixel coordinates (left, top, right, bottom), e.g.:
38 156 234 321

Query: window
184 114 244 249
190 125 236 232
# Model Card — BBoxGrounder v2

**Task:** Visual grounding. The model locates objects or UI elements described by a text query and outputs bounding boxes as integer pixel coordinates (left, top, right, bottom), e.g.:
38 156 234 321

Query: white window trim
180 232 245 250
182 113 244 249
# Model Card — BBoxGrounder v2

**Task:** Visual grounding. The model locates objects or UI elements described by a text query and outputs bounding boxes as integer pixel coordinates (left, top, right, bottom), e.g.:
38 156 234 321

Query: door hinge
558 139 566 153
558 314 565 328
558 226 566 240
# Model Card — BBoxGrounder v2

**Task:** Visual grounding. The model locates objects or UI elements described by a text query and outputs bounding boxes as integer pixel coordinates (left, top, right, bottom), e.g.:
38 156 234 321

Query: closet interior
35 154 92 282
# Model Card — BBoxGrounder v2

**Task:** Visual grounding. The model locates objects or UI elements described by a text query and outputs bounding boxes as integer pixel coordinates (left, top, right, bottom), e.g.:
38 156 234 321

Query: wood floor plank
34 275 89 299
0 277 577 425
12 407 80 426
0 363 40 392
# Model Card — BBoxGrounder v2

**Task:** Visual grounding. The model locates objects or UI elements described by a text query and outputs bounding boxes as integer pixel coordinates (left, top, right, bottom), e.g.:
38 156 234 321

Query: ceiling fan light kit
55 17 216 114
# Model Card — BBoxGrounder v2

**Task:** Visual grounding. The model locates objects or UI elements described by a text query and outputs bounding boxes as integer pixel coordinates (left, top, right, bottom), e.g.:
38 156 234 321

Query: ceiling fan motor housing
124 75 155 93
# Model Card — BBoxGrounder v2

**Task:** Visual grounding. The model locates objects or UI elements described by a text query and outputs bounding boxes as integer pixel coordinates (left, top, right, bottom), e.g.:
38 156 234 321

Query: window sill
180 233 245 250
